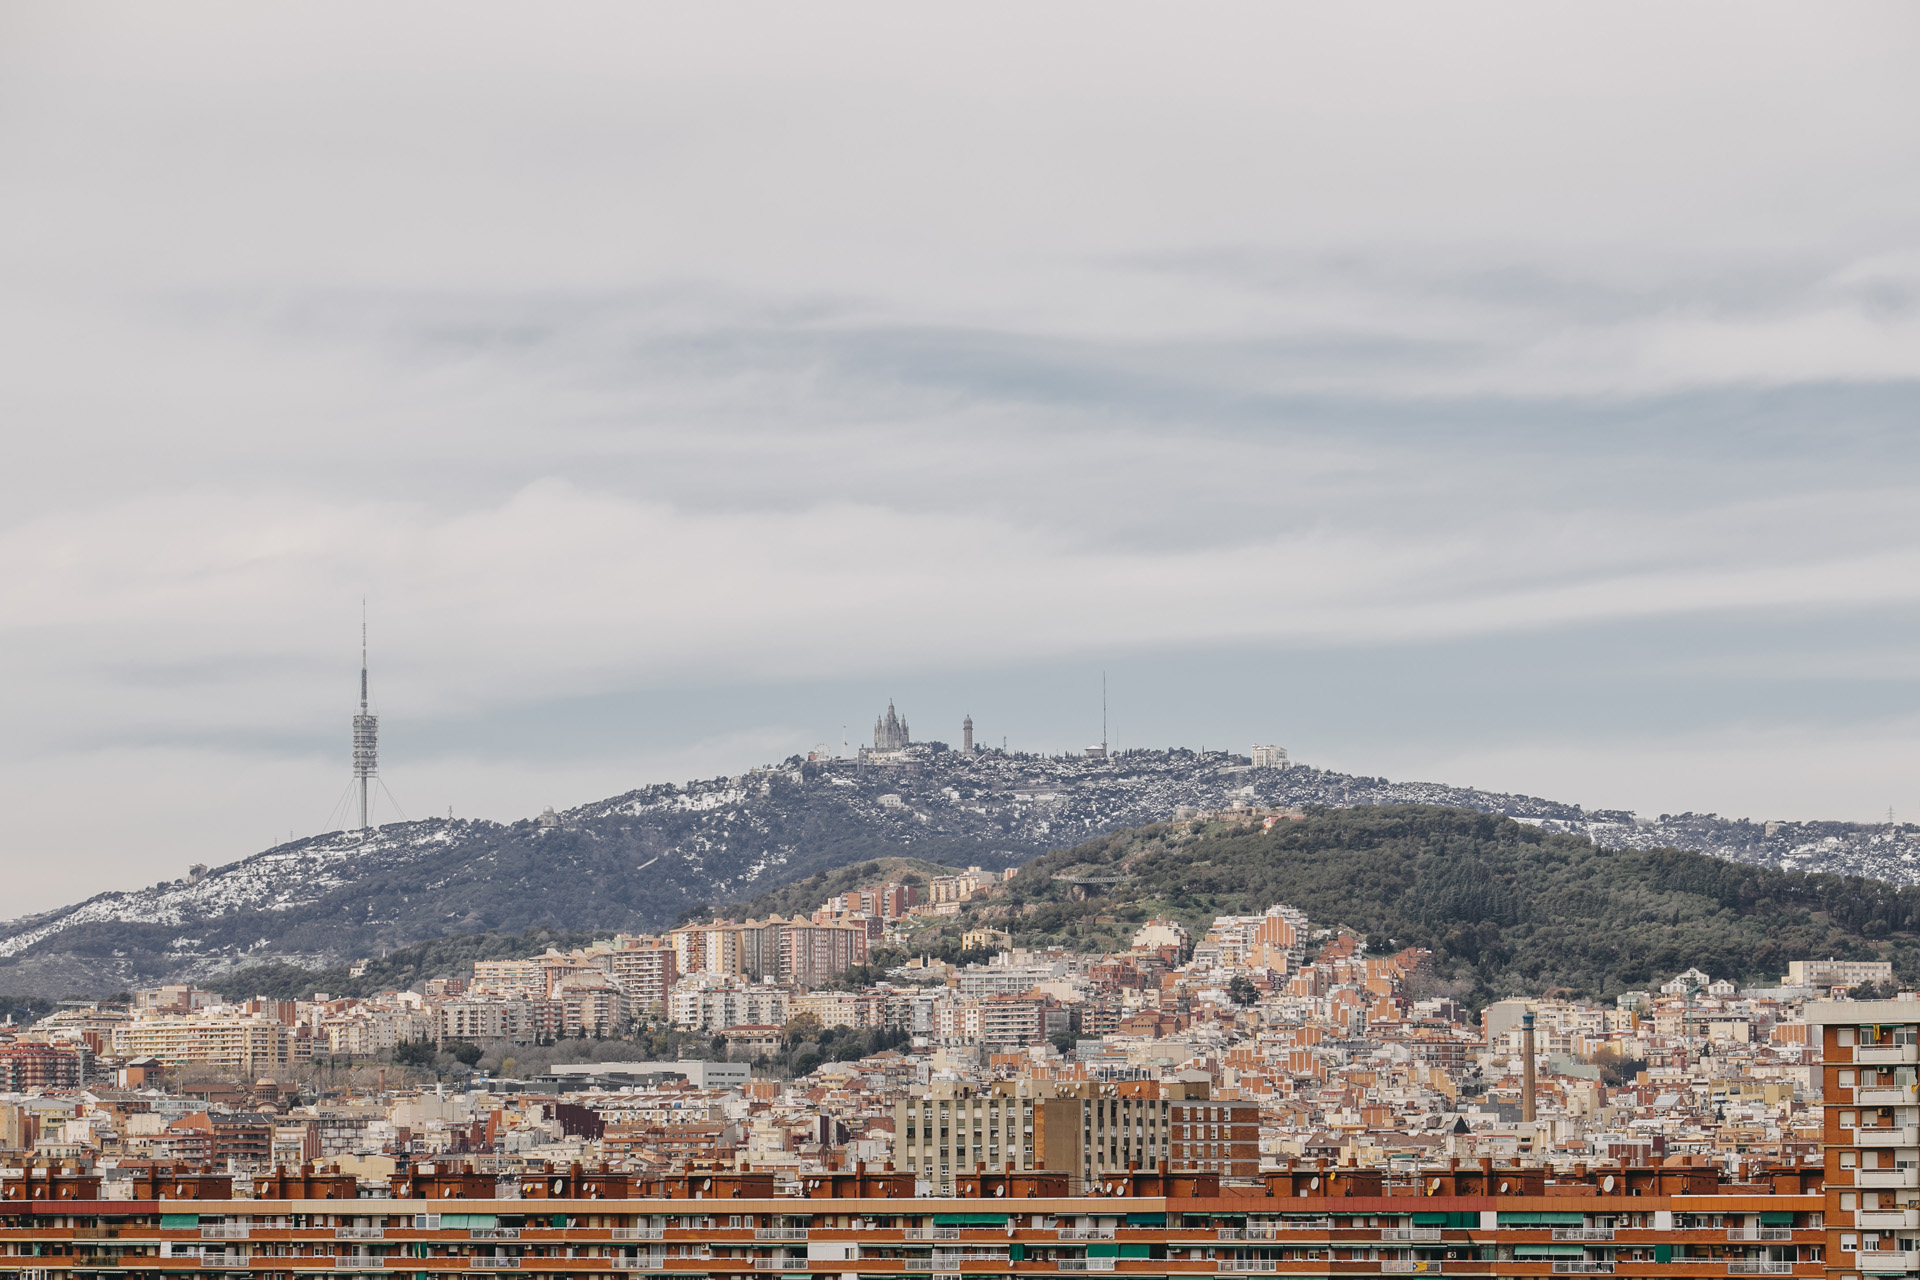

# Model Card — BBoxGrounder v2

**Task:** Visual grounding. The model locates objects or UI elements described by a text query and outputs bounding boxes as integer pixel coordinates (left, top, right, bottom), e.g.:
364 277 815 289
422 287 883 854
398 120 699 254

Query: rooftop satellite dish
1499 1182 1510 1194
1603 1175 1616 1192
1310 1177 1321 1189
1428 1179 1441 1195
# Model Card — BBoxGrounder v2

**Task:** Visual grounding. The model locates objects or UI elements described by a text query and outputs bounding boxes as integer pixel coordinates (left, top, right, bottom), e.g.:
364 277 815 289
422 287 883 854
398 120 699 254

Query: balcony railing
1856 1044 1920 1065
1857 1087 1918 1107
336 1229 386 1241
1725 1264 1795 1275
610 1258 666 1271
1380 1230 1441 1243
1060 1231 1116 1242
1381 1263 1442 1275
1727 1231 1793 1242
200 1227 251 1241
470 1231 521 1241
197 1258 250 1270
1856 1169 1920 1189
1057 1262 1117 1272
932 1251 1009 1265
1217 1231 1283 1242
467 1260 523 1270
1554 1231 1615 1243
905 1231 963 1243
1550 1265 1614 1275
1856 1128 1920 1149
612 1230 666 1243
750 1260 791 1271
903 1261 936 1272
757 1231 810 1242
332 1259 384 1271
1217 1263 1278 1274
1855 1210 1920 1230
1857 1250 1920 1273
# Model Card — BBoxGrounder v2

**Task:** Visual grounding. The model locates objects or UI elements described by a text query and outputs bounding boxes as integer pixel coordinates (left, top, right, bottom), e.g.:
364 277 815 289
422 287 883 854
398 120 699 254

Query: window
1842 1070 1858 1087
1841 1029 1857 1046
1842 1152 1858 1168
1841 1194 1858 1211
1841 1235 1857 1253
1843 1112 1859 1128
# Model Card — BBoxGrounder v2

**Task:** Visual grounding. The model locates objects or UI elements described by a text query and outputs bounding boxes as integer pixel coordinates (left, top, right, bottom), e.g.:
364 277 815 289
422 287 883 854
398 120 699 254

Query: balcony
1276 1222 1332 1233
1857 1251 1920 1274
1217 1231 1283 1243
1727 1231 1793 1243
470 1231 520 1242
750 1260 791 1271
1725 1265 1795 1275
1381 1264 1443 1274
336 1230 386 1241
1060 1231 1116 1242
904 1231 962 1243
197 1259 250 1270
1859 1087 1919 1107
1855 1169 1920 1189
200 1228 251 1242
1857 1045 1919 1065
331 1259 384 1271
932 1252 1008 1266
1549 1265 1613 1276
757 1231 810 1243
612 1231 665 1243
1555 1231 1615 1243
1856 1211 1920 1231
904 1262 936 1272
1056 1262 1117 1272
610 1259 666 1271
1858 1128 1920 1149
1216 1263 1277 1274
1380 1230 1441 1244
467 1261 522 1271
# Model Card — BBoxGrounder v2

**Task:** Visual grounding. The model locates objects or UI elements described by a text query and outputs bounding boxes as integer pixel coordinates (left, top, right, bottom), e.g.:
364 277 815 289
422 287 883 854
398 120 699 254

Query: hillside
937 805 1920 1004
6 744 1919 999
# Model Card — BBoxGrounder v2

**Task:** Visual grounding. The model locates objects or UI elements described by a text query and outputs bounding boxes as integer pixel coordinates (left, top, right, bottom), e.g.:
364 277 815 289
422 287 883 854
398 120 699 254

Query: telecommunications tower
352 611 378 830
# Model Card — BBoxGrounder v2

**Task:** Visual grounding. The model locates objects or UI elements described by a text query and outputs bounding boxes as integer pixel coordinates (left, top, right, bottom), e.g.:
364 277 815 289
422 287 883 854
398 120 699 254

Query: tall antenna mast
352 601 379 830
1102 671 1108 755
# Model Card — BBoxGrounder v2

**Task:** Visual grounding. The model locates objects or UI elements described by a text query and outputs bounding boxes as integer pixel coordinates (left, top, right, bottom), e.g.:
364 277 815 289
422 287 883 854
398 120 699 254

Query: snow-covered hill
3 747 1912 995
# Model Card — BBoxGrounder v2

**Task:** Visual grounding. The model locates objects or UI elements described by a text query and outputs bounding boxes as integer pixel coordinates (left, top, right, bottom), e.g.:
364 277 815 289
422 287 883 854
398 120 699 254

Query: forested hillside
949 806 1920 1005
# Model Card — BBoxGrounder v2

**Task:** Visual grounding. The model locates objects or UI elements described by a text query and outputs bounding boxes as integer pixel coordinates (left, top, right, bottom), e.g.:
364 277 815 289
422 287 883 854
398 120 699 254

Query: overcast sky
3 3 1919 915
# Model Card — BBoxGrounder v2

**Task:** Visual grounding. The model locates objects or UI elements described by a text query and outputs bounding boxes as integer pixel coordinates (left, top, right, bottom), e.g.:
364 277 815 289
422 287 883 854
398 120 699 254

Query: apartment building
895 1080 1249 1193
112 1012 306 1075
1809 1000 1920 1280
1791 961 1897 990
0 1159 1827 1280
608 939 677 1014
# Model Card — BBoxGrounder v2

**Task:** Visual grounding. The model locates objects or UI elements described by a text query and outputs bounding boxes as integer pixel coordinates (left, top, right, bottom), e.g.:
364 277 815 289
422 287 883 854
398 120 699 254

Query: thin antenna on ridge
1102 670 1108 754
351 602 379 831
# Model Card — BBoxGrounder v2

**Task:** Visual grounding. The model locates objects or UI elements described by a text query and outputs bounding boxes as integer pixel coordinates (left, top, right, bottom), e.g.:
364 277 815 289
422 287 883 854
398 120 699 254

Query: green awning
1412 1214 1449 1226
438 1215 498 1229
1760 1212 1794 1227
1125 1214 1165 1227
1087 1245 1118 1259
1499 1212 1588 1226
160 1215 200 1229
1515 1245 1588 1257
934 1214 1009 1226
1118 1245 1150 1259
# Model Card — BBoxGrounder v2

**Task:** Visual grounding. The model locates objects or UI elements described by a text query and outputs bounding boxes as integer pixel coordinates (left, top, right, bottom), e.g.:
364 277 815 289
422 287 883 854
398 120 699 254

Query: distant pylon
352 605 379 830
